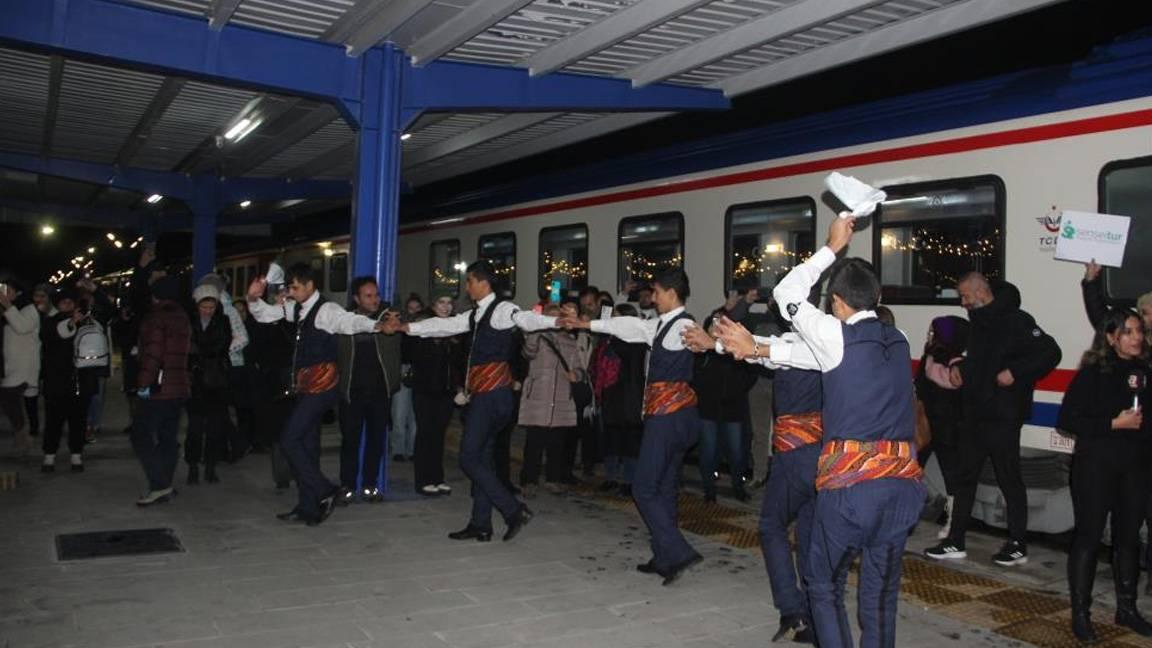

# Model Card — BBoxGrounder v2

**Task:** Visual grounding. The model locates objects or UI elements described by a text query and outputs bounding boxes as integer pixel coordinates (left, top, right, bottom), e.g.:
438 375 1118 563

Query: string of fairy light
731 243 813 280
48 232 144 285
879 228 1000 257
541 251 587 283
620 249 682 281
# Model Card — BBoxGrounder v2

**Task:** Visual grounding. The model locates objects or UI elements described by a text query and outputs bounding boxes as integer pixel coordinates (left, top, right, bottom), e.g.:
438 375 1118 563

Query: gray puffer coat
517 330 583 428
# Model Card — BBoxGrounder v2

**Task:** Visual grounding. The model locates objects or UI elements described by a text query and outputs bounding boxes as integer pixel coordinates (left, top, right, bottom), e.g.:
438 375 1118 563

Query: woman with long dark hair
1060 308 1152 642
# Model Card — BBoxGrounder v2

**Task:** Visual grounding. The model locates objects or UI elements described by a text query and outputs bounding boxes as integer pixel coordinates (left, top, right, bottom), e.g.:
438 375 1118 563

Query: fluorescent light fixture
106 233 116 241
323 248 334 257
40 225 55 236
224 118 252 140
114 240 123 248
87 247 95 254
146 194 163 204
317 241 332 249
400 133 412 141
428 217 464 226
240 200 251 208
235 119 262 142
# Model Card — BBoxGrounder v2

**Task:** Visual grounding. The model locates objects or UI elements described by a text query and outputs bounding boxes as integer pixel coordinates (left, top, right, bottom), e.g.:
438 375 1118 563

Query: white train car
393 36 1152 533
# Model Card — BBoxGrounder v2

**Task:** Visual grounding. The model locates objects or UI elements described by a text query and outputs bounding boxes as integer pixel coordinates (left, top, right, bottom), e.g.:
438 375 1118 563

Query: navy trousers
132 398 185 491
339 394 390 491
634 407 701 571
759 443 820 621
807 478 924 648
460 388 522 531
282 389 340 518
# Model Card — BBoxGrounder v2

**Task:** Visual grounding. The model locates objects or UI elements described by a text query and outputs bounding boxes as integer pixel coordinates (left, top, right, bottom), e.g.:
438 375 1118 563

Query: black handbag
540 335 594 416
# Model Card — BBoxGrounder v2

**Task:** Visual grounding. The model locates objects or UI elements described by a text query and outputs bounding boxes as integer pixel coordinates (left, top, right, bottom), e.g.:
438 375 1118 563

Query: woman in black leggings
1059 308 1152 642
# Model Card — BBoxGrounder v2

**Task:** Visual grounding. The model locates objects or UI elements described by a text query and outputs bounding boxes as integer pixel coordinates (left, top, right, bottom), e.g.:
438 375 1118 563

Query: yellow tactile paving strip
560 480 1152 648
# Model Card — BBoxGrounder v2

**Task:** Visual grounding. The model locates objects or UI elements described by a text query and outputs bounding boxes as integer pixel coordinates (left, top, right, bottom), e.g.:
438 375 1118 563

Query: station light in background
240 200 251 208
400 133 412 141
318 241 333 257
224 117 262 143
87 247 95 254
146 194 163 204
113 240 123 248
40 224 55 236
105 233 116 241
453 261 467 272
323 248 334 257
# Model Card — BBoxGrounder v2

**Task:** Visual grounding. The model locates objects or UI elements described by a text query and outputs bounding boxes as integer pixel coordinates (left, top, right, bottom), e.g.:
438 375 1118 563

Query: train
386 34 1152 534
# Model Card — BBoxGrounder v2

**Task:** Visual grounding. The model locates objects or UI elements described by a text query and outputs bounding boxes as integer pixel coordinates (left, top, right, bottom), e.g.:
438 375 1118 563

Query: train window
478 232 516 299
617 213 684 293
874 176 1004 305
725 198 816 297
539 224 588 298
1100 157 1152 302
310 256 325 292
429 239 461 299
329 253 348 293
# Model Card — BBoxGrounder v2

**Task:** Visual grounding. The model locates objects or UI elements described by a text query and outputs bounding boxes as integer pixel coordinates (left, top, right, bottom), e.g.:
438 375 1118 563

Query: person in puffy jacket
185 285 233 485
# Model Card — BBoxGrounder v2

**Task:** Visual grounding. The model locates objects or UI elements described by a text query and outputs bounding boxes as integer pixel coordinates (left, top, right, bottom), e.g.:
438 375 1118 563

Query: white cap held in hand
825 172 887 217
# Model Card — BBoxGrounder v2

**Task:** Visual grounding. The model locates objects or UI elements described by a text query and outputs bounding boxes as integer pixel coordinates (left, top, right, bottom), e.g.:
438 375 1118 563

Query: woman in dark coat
410 296 465 496
595 304 648 497
915 315 968 539
186 287 233 485
693 311 757 502
1059 308 1152 642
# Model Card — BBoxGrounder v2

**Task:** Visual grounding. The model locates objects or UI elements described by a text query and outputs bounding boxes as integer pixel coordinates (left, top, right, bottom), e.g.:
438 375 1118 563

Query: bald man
925 272 1060 568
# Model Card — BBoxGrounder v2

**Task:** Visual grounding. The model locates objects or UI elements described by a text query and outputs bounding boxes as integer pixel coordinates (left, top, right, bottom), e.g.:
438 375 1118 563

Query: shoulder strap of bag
538 334 573 374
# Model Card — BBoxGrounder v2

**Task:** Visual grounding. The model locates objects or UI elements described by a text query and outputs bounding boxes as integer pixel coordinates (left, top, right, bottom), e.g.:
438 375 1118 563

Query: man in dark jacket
335 277 402 503
132 276 192 506
925 274 1061 567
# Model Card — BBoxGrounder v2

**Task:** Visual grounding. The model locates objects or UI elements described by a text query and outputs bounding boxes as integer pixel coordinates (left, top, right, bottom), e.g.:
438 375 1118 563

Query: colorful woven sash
466 361 513 394
294 362 338 395
773 412 824 453
815 439 922 491
643 381 698 417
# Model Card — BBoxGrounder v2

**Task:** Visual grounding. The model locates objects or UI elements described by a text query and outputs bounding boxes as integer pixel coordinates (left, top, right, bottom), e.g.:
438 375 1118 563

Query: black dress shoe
335 486 355 506
503 506 534 542
316 492 338 524
276 509 305 522
772 615 814 643
448 525 492 542
636 560 659 574
660 553 703 586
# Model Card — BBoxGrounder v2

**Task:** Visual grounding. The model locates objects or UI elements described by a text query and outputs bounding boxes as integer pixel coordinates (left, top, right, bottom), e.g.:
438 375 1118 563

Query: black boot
1068 545 1097 643
1114 545 1152 637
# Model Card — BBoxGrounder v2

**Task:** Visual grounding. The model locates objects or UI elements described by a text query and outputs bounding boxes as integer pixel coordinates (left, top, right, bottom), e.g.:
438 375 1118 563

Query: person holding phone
1058 308 1152 642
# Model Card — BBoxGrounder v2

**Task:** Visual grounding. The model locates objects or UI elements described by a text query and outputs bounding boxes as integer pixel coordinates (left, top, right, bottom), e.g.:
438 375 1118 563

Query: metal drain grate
56 528 184 561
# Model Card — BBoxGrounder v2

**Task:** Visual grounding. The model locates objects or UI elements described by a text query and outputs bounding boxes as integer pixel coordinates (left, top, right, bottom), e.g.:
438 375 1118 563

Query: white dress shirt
591 306 692 351
247 290 377 335
772 246 905 372
406 292 556 338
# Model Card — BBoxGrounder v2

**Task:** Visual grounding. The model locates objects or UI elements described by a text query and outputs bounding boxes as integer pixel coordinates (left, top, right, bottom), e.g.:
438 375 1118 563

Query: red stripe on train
910 359 1074 393
402 108 1152 234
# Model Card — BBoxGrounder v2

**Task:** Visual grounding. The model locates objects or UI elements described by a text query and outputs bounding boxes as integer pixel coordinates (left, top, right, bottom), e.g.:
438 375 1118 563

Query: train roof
402 32 1152 223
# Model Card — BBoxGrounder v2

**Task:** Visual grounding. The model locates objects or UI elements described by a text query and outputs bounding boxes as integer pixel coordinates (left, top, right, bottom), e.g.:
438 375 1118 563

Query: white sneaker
436 483 452 494
136 487 174 506
924 542 967 560
419 484 441 496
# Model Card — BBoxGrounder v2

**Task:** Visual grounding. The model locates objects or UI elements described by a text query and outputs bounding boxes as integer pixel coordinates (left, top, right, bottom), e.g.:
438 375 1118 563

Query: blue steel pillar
350 44 405 303
190 178 220 281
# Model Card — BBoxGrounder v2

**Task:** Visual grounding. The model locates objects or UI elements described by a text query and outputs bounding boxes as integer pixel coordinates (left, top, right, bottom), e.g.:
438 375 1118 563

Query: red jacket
137 300 191 399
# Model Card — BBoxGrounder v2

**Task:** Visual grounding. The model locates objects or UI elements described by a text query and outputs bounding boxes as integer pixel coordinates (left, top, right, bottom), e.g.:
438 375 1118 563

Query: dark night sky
4 0 1152 286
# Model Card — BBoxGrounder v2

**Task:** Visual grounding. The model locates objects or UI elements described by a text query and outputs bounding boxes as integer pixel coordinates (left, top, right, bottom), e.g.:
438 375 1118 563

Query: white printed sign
1053 210 1131 267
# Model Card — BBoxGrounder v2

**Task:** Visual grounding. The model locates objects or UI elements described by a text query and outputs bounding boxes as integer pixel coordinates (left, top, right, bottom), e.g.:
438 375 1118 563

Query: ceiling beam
116 78 188 166
40 55 64 158
403 113 561 168
526 0 712 77
406 113 671 186
207 0 244 30
717 0 1068 96
225 104 341 176
285 141 354 180
626 0 886 88
408 0 534 66
325 0 436 57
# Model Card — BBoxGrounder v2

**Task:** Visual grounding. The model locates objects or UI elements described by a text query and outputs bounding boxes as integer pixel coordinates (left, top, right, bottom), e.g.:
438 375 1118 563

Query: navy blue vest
294 296 338 369
468 298 514 366
821 318 914 443
774 368 823 416
647 312 694 383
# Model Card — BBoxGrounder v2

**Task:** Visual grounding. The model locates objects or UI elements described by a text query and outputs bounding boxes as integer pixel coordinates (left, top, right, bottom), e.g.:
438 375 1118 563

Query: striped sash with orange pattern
772 413 824 453
466 361 513 394
815 439 922 491
643 381 698 417
294 362 339 395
